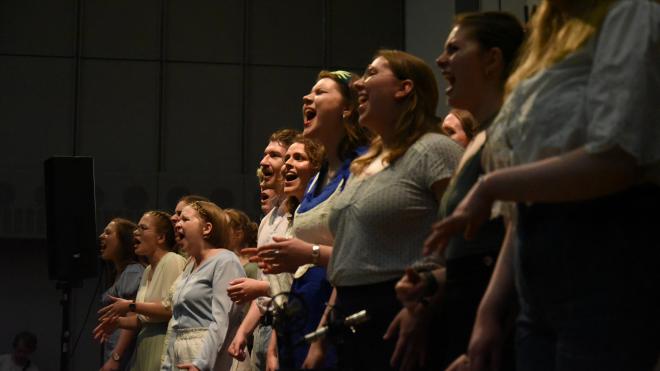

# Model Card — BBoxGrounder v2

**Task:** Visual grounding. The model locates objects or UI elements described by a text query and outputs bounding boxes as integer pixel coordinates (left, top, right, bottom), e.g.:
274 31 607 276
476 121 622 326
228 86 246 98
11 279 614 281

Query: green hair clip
330 70 352 83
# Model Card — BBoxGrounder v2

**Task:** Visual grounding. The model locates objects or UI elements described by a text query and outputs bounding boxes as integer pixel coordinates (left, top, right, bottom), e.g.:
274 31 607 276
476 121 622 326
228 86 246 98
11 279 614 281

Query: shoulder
413 132 462 153
408 133 464 162
163 252 186 267
124 263 145 274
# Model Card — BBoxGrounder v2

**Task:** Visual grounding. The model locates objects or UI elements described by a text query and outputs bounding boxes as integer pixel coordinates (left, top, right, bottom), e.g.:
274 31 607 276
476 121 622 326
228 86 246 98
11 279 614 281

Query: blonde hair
506 0 615 94
351 50 439 175
187 201 230 248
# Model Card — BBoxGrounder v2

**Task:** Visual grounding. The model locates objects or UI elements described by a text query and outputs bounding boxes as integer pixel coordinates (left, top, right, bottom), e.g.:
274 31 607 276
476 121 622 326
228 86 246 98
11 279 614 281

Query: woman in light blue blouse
165 201 246 371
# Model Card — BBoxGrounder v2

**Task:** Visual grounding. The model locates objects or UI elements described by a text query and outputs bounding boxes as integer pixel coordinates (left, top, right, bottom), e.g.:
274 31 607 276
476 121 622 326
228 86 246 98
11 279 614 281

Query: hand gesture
227 278 269 304
383 304 431 371
424 178 494 256
227 332 248 361
93 315 120 343
253 236 314 274
394 268 427 310
98 295 131 320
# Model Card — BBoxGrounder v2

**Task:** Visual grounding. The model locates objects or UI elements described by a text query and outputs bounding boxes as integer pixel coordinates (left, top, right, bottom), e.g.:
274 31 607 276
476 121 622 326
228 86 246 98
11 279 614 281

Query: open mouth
261 166 274 178
442 72 455 93
260 192 269 201
303 108 317 126
284 172 299 182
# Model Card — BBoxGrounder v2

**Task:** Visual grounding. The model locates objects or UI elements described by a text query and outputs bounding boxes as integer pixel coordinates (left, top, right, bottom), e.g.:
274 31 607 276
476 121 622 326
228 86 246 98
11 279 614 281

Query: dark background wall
0 0 528 369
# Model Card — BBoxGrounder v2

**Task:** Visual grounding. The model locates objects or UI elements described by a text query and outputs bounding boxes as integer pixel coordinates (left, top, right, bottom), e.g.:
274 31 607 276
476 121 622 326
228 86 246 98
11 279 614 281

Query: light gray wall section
405 0 455 117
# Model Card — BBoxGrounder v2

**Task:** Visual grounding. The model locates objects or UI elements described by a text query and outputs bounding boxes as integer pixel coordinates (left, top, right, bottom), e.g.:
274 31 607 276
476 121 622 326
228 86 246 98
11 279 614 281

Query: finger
383 314 400 340
389 332 405 367
98 304 111 314
107 295 119 302
271 235 291 243
422 229 447 256
240 247 258 256
228 278 246 286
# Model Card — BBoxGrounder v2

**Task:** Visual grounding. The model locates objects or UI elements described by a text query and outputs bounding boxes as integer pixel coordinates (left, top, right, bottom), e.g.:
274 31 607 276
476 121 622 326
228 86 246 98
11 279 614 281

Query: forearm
112 328 136 360
118 314 141 331
238 301 263 336
133 301 171 321
482 147 640 203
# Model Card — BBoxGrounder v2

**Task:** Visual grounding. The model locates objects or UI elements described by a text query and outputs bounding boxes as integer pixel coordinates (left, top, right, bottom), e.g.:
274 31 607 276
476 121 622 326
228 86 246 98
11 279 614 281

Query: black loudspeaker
44 156 98 282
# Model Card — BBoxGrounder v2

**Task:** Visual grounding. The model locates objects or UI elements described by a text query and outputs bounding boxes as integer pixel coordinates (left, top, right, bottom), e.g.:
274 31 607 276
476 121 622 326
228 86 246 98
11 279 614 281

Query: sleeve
414 134 464 190
138 254 185 323
585 0 660 173
193 257 246 370
115 265 144 300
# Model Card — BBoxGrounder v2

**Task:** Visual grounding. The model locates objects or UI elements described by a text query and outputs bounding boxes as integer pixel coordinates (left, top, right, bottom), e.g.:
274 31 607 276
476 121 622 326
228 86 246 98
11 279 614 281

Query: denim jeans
514 186 660 371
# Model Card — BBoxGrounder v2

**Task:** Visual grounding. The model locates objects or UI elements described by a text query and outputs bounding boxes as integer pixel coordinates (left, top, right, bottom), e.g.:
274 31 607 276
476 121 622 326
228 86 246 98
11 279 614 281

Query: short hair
269 128 299 148
13 331 37 350
225 208 258 247
144 210 176 250
187 201 230 248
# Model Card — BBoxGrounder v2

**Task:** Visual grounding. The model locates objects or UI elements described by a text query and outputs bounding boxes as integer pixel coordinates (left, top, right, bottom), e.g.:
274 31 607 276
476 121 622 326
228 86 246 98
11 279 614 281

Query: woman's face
436 25 488 112
441 113 469 147
175 205 206 256
281 142 315 200
99 221 120 261
133 214 160 257
302 78 346 141
354 56 402 134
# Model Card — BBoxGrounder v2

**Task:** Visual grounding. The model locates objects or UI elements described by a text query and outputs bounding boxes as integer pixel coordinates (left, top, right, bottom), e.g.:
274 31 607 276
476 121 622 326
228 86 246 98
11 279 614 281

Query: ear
342 106 352 120
202 222 213 240
394 79 414 100
483 47 504 80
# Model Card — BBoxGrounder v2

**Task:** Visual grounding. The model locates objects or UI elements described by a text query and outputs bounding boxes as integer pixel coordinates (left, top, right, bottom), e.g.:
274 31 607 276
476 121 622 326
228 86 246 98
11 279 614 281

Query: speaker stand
56 281 74 371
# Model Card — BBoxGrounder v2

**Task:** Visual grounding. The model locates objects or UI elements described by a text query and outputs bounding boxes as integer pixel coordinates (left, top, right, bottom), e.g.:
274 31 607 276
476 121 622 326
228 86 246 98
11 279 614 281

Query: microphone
302 309 369 343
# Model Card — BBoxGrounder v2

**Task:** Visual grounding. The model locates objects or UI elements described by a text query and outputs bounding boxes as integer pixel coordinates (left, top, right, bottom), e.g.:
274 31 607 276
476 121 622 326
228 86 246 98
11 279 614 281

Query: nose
302 93 313 105
354 77 365 90
436 52 448 69
259 154 269 167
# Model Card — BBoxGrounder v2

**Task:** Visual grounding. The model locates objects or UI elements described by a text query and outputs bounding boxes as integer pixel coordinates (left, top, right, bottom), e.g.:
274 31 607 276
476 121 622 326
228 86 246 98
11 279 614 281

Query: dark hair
111 218 138 263
284 136 325 215
144 210 176 250
225 208 258 248
187 201 230 248
13 331 37 350
454 11 525 82
178 194 210 205
269 128 300 148
316 70 371 161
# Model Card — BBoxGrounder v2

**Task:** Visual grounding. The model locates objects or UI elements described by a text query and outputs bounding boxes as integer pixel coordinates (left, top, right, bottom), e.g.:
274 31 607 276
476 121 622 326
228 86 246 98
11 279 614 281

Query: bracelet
128 300 136 312
420 271 439 297
311 244 320 265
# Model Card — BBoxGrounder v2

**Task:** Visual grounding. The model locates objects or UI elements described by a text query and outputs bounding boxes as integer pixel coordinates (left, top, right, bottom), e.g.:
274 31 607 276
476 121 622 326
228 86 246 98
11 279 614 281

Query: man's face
258 141 287 193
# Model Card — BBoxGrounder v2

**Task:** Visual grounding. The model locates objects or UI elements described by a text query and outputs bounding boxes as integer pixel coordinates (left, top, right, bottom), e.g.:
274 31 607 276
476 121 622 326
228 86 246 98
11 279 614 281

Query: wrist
128 300 136 312
310 244 320 265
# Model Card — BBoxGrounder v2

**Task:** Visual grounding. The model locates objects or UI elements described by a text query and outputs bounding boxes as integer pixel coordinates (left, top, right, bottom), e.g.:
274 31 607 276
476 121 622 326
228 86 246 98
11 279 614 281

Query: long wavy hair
351 49 439 175
505 0 617 95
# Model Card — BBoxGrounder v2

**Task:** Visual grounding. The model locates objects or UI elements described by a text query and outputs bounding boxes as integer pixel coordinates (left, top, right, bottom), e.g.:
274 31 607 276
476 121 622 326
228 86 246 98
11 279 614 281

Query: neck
147 248 166 267
112 259 128 277
471 89 503 129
